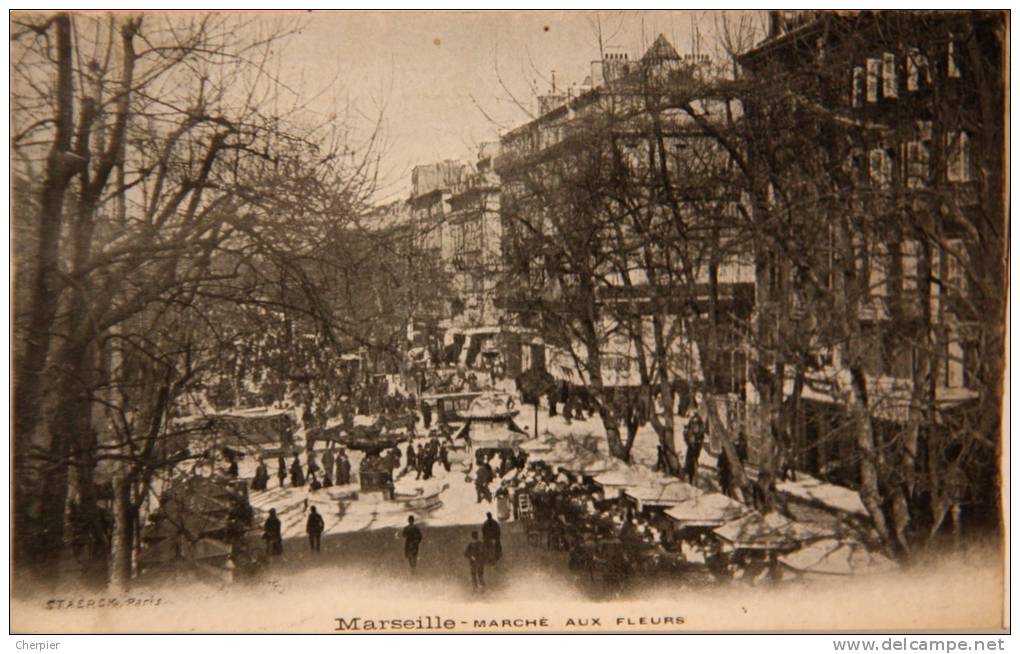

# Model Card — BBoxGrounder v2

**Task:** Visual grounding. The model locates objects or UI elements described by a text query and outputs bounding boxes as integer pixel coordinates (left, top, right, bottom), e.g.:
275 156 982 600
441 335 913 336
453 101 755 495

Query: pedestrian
654 445 667 473
481 512 502 564
263 508 283 556
475 461 494 503
322 447 335 482
405 441 418 474
277 456 287 488
337 452 351 486
252 458 269 491
717 448 733 498
306 505 325 552
559 381 571 423
496 487 512 521
290 457 305 487
683 413 705 484
415 444 427 480
401 515 423 573
464 531 486 592
422 401 432 430
439 443 451 472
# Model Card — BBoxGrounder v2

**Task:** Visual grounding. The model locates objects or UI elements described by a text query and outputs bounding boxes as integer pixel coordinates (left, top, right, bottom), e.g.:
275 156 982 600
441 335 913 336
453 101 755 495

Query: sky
271 10 766 203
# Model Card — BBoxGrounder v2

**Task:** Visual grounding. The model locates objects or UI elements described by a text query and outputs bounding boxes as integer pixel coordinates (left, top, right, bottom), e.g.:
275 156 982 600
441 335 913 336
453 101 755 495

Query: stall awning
714 511 827 550
780 538 898 576
625 480 702 508
665 492 749 527
462 419 530 449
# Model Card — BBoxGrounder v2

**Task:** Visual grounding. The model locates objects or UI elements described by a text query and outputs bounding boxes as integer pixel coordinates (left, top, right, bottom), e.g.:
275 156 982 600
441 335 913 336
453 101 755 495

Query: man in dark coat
481 512 502 564
559 381 572 422
402 515 423 573
475 461 494 503
421 445 435 480
306 505 325 552
422 401 433 430
263 508 283 556
683 414 706 484
252 458 269 491
277 456 287 488
464 531 486 592
290 457 305 487
338 453 352 486
415 444 427 480
405 442 418 475
717 448 734 498
322 447 335 483
439 444 451 472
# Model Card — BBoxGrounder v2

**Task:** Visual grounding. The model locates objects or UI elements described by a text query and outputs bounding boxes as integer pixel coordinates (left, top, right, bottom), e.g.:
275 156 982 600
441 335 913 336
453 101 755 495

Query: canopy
665 492 749 527
464 419 530 449
464 392 519 419
780 538 898 576
594 466 658 489
626 480 702 507
713 512 825 550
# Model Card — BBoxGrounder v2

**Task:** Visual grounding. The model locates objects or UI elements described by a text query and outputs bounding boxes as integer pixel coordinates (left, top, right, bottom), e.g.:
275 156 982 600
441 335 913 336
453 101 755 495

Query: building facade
737 11 1005 515
495 34 755 385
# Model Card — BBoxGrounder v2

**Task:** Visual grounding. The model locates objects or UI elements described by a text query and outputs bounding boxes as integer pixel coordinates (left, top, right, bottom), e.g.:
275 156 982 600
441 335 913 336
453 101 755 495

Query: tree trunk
109 475 134 592
14 13 79 565
846 367 897 553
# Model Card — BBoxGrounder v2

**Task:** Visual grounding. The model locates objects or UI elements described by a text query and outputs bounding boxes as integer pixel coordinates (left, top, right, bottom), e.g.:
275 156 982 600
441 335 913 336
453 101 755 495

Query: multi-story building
442 144 506 370
737 11 1005 503
380 151 508 372
495 34 756 385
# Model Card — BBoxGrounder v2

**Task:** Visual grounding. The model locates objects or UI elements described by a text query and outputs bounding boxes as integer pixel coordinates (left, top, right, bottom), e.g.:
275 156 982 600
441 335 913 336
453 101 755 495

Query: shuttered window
882 52 898 98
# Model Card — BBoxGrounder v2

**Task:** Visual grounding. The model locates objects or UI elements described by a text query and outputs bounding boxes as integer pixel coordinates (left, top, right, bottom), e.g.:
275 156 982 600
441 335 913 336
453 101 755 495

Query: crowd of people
490 456 781 589
403 435 452 481
234 350 796 595
242 448 356 493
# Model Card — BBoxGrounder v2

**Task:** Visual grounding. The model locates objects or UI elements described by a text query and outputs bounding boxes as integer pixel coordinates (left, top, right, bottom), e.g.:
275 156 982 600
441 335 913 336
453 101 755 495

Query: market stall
779 538 897 577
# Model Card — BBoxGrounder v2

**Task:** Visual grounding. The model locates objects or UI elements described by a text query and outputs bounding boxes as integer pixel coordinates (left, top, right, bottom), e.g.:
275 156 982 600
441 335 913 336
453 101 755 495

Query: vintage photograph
10 9 1009 634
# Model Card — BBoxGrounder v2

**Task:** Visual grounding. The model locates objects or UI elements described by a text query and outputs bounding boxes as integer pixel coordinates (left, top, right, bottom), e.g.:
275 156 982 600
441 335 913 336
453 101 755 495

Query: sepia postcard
9 9 1009 634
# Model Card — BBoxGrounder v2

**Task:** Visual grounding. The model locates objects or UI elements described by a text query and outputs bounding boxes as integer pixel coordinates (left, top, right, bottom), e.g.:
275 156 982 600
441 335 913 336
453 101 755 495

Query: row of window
855 237 968 300
858 129 973 189
850 38 961 107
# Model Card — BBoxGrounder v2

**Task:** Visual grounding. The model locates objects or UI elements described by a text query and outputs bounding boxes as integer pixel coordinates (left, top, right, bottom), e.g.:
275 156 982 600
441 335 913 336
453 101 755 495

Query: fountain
337 424 406 493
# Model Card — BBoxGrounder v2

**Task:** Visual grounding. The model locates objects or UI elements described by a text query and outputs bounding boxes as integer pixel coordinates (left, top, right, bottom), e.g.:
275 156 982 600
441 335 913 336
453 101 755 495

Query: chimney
603 48 630 82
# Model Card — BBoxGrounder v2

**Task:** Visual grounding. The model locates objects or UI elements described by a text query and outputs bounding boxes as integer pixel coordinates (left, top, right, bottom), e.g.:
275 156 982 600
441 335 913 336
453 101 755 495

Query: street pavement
255 520 591 601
